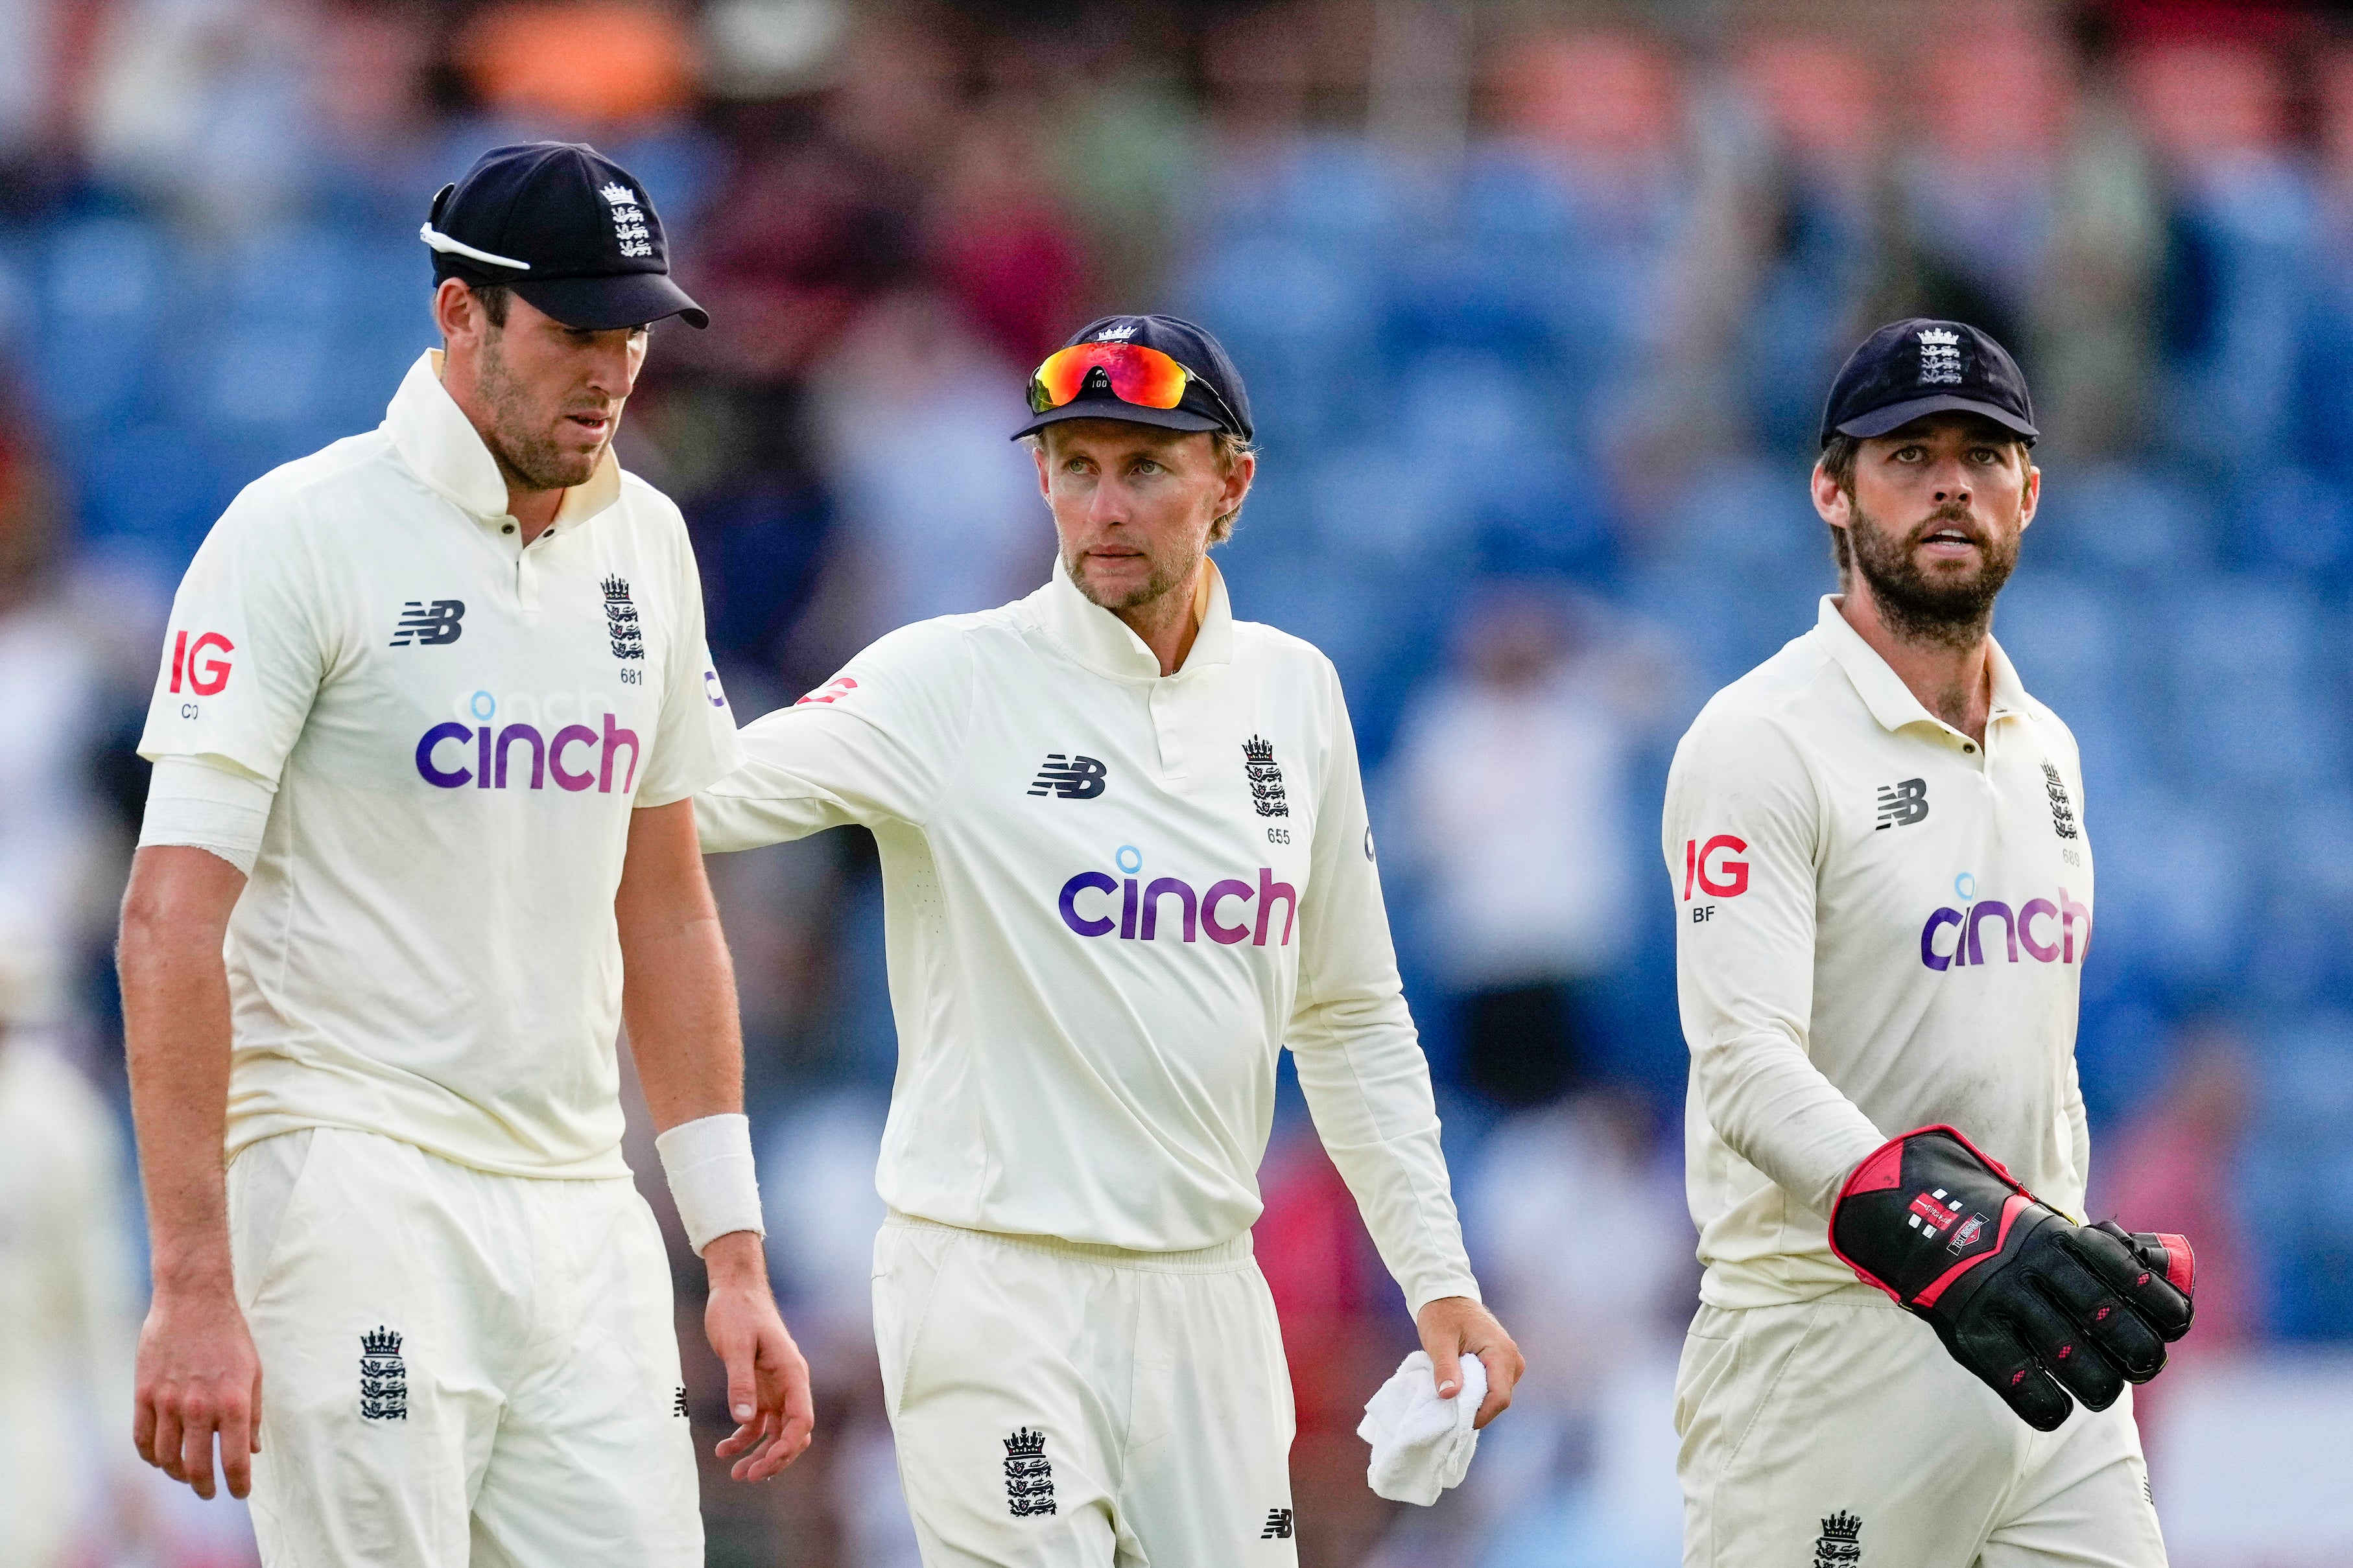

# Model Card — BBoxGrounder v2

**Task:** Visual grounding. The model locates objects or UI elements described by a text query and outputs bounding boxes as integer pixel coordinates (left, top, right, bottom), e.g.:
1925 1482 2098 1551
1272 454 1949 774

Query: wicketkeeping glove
1828 1125 2195 1432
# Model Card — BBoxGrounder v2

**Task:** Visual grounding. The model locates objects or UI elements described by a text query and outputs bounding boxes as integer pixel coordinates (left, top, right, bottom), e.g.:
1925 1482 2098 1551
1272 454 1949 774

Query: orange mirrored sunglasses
1027 342 1200 416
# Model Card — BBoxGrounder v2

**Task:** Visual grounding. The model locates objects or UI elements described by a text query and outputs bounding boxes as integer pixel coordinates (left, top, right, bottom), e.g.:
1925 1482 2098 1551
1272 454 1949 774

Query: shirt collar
1031 555 1235 679
1814 594 2033 736
383 349 622 533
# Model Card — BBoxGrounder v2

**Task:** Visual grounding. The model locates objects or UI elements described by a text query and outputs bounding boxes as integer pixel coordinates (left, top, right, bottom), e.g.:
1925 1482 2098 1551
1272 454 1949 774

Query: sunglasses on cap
1026 342 1242 432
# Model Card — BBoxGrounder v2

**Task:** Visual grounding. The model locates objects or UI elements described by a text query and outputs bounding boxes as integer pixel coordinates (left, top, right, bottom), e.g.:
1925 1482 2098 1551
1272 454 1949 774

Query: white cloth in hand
1356 1349 1487 1505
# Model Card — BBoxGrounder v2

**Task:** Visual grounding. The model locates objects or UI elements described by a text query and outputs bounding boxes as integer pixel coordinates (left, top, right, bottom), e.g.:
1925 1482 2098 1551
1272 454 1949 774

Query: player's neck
1836 585 1994 745
497 474 564 542
1111 559 1210 677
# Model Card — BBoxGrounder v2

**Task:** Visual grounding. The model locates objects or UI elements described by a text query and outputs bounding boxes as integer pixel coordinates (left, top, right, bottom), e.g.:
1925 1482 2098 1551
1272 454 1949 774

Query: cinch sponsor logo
1057 844 1295 947
414 710 640 793
168 630 234 696
1919 872 2089 971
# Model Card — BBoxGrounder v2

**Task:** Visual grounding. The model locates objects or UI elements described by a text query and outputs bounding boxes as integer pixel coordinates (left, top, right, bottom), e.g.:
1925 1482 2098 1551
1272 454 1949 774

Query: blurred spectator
0 421 107 955
1384 587 1661 1108
1705 32 1888 451
1448 1092 1692 1563
454 1 698 130
807 290 1054 642
0 930 147 1567
927 111 1090 367
1484 28 1680 204
2123 34 2312 469
1893 1 2070 351
2027 82 2164 457
2095 1022 2252 1451
82 0 320 226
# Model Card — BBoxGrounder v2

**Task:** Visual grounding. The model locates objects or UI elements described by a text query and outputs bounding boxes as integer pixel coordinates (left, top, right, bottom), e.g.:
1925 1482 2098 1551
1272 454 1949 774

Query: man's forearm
620 907 746 1128
118 847 244 1287
1691 1023 1886 1217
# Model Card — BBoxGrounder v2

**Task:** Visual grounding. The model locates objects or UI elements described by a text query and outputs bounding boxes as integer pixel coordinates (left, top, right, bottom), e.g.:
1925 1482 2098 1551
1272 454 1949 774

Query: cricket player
1664 320 2196 1565
0 935 145 1568
117 143 812 1563
697 314 1523 1565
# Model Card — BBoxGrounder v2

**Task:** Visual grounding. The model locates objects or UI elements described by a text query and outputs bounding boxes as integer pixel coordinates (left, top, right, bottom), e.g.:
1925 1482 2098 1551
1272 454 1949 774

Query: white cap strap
418 223 532 272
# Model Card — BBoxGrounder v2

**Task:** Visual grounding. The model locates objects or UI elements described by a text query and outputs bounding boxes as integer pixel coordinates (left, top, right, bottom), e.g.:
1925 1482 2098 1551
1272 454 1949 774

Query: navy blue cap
1013 314 1253 441
1820 318 2035 447
423 142 707 331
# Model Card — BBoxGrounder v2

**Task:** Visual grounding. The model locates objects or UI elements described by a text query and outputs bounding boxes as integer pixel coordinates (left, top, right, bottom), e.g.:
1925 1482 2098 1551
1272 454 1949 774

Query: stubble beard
1846 497 2021 653
478 331 604 493
1066 541 1200 615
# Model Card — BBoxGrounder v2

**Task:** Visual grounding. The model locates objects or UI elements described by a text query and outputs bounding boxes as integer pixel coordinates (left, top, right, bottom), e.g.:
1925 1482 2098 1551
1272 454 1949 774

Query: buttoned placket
1148 677 1192 784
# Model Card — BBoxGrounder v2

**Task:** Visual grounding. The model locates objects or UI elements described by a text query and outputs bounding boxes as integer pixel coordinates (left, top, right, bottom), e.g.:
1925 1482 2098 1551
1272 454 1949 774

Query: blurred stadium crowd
5 0 2353 1563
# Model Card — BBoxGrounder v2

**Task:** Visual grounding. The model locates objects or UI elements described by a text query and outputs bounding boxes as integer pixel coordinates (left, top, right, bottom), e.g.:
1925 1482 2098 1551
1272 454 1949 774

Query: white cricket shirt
697 561 1481 1314
1663 597 2094 1310
137 351 741 1178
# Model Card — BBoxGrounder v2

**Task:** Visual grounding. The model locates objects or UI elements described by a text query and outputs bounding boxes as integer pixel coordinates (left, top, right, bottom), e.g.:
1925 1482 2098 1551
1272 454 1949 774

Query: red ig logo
1682 834 1749 900
169 631 235 696
795 675 857 707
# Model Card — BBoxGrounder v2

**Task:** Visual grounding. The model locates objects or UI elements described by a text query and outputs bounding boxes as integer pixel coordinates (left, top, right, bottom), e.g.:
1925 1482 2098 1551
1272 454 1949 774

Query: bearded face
1842 491 2023 650
475 325 610 493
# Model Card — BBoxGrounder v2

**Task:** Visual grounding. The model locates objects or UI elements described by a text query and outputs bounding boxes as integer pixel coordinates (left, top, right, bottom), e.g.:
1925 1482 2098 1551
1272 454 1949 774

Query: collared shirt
696 560 1482 1313
1662 596 2094 1309
137 351 740 1178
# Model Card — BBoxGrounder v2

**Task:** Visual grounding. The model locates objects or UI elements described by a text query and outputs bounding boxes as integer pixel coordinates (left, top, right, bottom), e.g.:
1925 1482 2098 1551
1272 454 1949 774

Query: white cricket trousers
873 1211 1299 1567
1676 1293 2168 1567
226 1129 700 1565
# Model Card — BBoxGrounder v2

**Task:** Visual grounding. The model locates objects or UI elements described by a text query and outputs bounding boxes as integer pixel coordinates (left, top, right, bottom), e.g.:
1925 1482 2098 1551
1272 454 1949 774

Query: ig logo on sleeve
1680 834 1748 924
168 630 235 697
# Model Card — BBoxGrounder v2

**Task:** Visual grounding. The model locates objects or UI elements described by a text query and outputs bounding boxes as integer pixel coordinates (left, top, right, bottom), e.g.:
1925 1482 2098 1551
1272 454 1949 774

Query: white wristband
654 1112 766 1256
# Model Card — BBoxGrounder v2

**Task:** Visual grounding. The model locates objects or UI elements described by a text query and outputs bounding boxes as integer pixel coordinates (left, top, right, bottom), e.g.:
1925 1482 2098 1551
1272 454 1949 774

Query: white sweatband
655 1112 766 1256
138 756 276 875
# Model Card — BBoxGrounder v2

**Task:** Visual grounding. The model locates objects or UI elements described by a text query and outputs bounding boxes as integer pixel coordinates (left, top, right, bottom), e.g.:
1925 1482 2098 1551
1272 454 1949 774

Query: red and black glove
1828 1125 2195 1432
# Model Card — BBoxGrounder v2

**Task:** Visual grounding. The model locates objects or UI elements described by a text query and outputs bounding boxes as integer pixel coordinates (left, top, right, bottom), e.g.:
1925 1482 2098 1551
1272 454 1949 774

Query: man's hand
703 1232 815 1480
1414 1296 1524 1429
1830 1125 2195 1431
133 1275 262 1500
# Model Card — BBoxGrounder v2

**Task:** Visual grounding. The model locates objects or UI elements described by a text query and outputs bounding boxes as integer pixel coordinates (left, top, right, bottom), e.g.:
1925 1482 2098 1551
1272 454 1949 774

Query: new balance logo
674 1385 689 1418
1874 777 1928 830
1260 1507 1294 1539
1028 753 1107 799
389 600 465 646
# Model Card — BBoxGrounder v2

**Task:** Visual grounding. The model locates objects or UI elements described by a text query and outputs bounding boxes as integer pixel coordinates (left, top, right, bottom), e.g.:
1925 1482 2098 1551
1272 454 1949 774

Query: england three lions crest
1241 734 1288 818
1814 1510 1862 1567
600 575 645 661
1915 327 1963 386
359 1326 407 1421
1003 1427 1057 1517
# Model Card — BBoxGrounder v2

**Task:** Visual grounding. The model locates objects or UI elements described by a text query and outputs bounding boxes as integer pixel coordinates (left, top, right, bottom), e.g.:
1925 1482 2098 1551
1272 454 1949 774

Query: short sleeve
137 486 335 785
632 513 745 808
697 620 976 852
